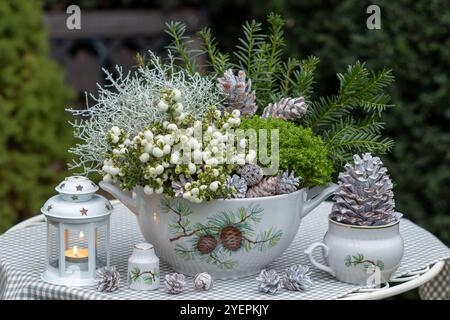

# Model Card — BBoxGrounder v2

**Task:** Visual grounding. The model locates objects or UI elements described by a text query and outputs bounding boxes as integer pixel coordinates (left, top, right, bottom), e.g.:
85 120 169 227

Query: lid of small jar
135 243 154 250
41 176 113 221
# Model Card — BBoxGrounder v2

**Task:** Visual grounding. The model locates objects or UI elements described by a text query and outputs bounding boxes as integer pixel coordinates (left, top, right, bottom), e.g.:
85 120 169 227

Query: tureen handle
304 242 336 277
301 183 338 218
99 181 139 216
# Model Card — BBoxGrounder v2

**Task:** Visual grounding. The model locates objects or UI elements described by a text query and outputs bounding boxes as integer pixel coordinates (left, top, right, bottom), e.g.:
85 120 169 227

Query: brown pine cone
196 235 218 254
220 226 242 251
246 176 278 198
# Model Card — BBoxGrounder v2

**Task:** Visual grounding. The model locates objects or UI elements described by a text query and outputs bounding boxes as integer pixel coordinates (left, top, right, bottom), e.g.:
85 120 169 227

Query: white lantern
41 176 113 286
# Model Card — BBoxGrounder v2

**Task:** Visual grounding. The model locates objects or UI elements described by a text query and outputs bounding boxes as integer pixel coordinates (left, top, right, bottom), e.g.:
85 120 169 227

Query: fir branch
165 21 199 74
197 27 231 75
305 62 394 131
292 56 320 103
280 57 300 97
233 19 265 78
324 117 394 164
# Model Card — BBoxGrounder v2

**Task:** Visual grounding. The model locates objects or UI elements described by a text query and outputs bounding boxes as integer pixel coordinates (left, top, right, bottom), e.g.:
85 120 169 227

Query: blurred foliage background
0 0 74 232
1 0 448 251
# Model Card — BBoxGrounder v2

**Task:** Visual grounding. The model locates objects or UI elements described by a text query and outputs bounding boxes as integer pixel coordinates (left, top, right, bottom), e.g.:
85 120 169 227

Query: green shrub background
0 0 74 232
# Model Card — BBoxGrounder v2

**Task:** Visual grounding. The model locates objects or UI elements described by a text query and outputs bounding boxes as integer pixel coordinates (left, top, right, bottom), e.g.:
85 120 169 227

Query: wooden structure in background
44 9 208 106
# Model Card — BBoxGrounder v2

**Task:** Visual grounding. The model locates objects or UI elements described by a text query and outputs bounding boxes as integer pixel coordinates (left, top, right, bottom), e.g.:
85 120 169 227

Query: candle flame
79 231 85 240
73 245 78 257
152 211 160 224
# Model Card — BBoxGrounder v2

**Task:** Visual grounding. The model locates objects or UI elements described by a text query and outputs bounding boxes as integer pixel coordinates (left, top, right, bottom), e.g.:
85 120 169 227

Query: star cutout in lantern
47 205 53 212
80 208 88 216
76 185 83 191
71 195 79 201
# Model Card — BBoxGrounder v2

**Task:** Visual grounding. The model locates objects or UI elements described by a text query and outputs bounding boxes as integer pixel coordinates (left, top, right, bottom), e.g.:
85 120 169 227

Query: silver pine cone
276 170 300 194
330 153 402 226
256 269 282 294
226 174 248 198
172 174 192 198
246 176 278 198
262 97 308 121
96 266 120 292
217 69 257 116
239 164 263 187
165 272 186 294
283 265 313 291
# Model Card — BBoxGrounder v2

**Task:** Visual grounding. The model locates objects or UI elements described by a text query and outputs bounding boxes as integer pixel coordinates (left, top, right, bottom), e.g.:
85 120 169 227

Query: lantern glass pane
47 222 59 269
64 227 89 272
96 224 108 268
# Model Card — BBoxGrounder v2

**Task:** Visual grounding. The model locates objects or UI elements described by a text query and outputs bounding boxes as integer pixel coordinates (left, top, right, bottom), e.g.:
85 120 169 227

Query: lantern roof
42 176 112 221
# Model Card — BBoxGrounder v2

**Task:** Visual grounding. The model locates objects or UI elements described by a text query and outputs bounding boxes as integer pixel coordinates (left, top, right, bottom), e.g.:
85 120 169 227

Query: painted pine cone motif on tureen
160 198 283 269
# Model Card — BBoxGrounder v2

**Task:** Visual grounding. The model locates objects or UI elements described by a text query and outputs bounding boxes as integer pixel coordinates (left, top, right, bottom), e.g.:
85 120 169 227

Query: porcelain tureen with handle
100 181 337 279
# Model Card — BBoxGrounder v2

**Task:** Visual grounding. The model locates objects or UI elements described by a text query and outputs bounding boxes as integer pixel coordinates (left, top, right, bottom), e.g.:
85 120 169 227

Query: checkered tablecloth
1 201 449 300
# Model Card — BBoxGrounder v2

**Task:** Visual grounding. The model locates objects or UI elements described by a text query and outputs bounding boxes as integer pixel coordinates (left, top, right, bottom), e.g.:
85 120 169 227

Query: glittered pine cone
96 266 120 292
262 97 308 121
330 153 402 226
217 69 257 116
220 226 242 251
197 235 218 254
246 176 278 198
226 174 248 198
194 272 213 291
256 269 282 294
165 273 186 294
283 264 313 291
276 170 300 195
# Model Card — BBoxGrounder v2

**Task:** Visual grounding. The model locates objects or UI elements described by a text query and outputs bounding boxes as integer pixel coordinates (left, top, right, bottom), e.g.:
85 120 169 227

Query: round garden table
1 201 449 300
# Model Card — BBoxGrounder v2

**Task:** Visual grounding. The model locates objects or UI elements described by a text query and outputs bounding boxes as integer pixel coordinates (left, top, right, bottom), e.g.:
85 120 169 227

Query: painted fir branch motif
345 253 385 274
129 266 159 285
160 198 283 269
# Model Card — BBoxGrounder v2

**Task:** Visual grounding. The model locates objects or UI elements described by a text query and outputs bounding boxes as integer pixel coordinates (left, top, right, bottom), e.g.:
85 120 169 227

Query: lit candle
65 245 89 270
152 211 160 224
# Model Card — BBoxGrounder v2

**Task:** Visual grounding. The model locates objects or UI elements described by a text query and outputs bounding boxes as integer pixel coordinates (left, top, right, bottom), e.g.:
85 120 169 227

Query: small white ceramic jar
305 218 404 286
128 243 160 290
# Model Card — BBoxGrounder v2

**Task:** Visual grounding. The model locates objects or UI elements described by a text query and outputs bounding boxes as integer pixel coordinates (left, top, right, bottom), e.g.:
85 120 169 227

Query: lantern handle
99 181 139 216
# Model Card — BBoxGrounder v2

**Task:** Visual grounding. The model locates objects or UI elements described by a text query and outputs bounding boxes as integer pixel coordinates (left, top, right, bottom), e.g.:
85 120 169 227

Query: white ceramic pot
100 182 337 279
305 219 404 285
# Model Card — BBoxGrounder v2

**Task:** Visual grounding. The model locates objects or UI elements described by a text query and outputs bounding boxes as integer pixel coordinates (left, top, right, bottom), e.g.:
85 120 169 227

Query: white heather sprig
67 51 224 174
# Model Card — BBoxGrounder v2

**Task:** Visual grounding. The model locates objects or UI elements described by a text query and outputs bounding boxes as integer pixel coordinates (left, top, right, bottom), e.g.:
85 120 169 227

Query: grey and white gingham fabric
0 202 449 300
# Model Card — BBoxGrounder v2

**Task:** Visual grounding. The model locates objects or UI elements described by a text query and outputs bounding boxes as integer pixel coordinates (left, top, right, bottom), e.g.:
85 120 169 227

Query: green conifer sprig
197 27 231 75
165 21 200 75
163 13 395 167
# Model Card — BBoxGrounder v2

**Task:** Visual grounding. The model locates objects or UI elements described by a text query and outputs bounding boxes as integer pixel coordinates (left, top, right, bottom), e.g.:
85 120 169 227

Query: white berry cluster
102 88 247 202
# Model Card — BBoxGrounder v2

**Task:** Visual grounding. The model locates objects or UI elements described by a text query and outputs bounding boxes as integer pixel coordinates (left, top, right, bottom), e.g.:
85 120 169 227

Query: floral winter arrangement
67 14 397 279
68 13 394 202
